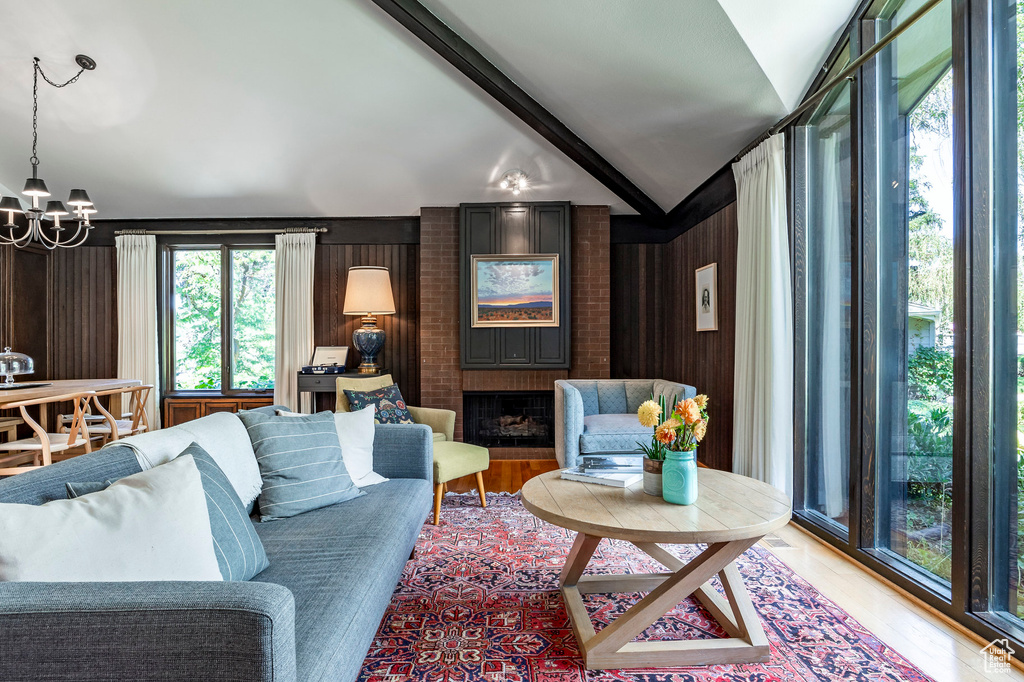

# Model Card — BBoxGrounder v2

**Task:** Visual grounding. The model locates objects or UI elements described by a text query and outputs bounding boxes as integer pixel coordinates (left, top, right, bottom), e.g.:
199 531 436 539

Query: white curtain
731 134 793 497
274 233 316 412
116 235 160 429
819 134 845 517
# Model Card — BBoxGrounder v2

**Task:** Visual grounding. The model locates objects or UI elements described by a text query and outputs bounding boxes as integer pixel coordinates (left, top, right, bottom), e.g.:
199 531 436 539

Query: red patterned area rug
359 493 934 682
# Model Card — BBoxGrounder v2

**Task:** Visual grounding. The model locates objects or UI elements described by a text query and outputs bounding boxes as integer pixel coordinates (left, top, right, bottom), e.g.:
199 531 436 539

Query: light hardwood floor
446 459 1024 682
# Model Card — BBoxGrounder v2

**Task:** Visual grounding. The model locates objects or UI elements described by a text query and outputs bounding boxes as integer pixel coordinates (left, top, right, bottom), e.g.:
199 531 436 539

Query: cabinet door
202 400 240 416
240 398 274 411
462 206 497 366
499 328 532 364
164 400 201 427
532 204 570 365
499 206 531 254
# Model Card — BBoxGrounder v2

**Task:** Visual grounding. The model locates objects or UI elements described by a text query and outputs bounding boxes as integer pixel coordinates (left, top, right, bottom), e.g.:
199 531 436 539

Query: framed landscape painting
471 255 559 328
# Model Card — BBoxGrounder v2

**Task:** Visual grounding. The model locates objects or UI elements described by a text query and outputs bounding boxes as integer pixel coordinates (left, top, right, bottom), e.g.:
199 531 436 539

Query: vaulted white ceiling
0 0 858 219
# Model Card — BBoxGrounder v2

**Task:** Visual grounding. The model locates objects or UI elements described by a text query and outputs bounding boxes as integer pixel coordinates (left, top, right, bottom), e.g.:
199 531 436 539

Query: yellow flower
693 419 707 442
655 419 680 445
694 394 709 409
637 400 662 428
679 399 701 425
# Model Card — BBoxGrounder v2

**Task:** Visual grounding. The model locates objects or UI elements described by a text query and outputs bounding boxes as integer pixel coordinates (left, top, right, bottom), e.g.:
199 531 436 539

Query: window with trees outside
169 247 275 391
790 0 1024 651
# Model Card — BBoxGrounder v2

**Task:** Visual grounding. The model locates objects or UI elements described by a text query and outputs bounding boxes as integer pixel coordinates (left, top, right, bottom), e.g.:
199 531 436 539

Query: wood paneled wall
313 244 420 409
4 236 420 419
48 247 118 381
0 246 50 381
611 203 738 471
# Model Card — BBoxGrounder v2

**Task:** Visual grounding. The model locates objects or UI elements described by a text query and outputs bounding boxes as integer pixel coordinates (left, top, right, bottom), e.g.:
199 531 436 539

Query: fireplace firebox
463 391 555 448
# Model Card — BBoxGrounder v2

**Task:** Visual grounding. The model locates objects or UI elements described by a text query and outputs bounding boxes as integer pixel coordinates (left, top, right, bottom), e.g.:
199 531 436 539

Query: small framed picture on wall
695 263 718 332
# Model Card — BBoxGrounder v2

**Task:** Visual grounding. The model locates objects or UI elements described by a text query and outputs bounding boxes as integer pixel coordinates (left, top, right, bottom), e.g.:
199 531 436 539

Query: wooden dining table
0 379 142 431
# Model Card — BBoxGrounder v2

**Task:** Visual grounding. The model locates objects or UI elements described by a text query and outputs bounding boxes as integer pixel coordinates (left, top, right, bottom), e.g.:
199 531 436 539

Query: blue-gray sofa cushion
64 480 115 498
0 445 141 506
579 413 653 454
252 478 432 682
239 410 363 522
64 443 270 582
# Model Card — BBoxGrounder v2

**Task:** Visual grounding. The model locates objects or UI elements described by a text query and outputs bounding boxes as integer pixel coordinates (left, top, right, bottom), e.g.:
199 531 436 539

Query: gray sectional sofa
0 407 434 682
554 379 696 468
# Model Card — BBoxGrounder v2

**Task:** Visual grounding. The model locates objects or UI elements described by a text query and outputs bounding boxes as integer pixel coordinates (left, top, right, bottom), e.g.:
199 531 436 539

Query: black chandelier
0 55 98 250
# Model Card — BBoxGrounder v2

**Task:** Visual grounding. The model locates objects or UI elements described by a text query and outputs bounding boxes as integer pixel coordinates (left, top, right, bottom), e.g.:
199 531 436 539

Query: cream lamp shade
342 266 396 316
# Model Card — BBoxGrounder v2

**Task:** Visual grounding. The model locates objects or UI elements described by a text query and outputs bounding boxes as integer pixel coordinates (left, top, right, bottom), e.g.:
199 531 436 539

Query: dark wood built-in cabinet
460 202 571 370
163 396 274 427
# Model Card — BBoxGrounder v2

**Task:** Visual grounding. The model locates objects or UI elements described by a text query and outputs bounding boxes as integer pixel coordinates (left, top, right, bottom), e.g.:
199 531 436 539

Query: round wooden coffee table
520 468 791 670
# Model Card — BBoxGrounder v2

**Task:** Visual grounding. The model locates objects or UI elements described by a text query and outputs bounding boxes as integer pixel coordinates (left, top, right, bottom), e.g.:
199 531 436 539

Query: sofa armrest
408 406 456 442
0 580 296 682
372 423 433 481
554 381 585 468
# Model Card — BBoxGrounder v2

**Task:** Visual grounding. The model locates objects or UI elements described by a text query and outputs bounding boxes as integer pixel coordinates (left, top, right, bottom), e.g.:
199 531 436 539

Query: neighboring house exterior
908 302 941 353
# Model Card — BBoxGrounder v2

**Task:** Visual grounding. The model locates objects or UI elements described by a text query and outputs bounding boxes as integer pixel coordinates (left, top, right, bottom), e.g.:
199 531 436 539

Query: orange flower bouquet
637 394 710 459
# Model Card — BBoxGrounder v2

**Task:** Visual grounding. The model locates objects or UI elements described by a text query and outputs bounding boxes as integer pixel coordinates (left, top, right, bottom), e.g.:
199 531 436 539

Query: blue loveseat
0 407 433 682
554 379 696 468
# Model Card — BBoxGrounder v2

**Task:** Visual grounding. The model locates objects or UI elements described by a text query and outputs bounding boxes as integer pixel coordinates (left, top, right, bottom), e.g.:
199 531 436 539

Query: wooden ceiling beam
370 0 665 220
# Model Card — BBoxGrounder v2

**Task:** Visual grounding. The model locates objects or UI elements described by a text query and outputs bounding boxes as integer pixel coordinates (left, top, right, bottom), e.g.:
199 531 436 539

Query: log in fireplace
463 391 555 448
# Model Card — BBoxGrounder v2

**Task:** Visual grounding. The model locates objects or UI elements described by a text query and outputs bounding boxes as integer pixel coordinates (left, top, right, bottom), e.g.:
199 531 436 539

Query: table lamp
342 266 396 374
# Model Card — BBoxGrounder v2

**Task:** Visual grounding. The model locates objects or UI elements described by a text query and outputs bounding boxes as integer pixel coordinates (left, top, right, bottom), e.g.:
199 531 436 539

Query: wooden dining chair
0 392 94 476
84 385 152 444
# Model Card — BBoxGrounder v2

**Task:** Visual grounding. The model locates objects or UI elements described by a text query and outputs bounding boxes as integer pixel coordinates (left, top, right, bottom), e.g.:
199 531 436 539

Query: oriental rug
358 493 933 682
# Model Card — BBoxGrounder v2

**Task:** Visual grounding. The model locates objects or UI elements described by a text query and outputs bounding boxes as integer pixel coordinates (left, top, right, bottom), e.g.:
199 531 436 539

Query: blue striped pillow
65 443 269 581
238 410 364 522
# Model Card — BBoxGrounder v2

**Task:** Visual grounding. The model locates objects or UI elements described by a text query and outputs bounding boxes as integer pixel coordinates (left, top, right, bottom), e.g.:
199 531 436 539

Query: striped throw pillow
65 443 269 581
239 410 364 522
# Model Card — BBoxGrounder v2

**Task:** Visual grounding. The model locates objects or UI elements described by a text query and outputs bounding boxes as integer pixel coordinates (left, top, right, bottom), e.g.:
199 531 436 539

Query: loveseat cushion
571 381 600 416
252 478 431 682
579 414 653 454
596 382 628 414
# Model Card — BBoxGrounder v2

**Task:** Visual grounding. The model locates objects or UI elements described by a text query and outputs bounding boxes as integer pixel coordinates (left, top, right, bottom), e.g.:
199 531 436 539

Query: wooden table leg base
560 535 770 670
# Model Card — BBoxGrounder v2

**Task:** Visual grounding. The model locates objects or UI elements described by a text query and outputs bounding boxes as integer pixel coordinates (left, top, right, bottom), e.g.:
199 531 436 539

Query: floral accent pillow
344 384 415 425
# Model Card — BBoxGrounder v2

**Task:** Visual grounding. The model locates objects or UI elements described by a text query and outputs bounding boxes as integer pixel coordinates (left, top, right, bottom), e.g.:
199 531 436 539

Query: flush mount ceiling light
498 169 528 196
0 55 98 250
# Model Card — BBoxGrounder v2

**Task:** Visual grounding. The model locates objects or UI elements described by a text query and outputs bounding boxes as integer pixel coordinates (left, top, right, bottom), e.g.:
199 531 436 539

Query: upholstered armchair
554 379 696 468
334 375 455 442
335 374 488 525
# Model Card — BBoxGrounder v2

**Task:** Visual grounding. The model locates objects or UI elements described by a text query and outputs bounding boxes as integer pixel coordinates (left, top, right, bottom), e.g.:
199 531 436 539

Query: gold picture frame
471 254 560 328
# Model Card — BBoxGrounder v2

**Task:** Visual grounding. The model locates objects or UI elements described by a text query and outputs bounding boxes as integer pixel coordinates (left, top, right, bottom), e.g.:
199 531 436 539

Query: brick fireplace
419 205 611 459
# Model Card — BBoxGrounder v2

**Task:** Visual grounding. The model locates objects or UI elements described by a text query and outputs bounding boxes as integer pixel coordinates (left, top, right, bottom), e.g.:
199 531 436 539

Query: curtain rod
113 227 328 236
733 0 943 163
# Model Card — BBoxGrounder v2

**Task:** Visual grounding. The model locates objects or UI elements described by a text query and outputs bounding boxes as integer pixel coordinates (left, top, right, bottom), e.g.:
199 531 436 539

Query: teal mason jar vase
662 450 698 505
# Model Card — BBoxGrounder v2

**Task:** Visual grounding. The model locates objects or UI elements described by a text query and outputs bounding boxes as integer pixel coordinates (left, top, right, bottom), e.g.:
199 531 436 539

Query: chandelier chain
30 58 86 167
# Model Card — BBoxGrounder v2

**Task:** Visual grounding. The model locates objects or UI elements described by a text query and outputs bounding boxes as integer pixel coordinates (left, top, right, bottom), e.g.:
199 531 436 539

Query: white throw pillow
0 455 222 582
119 412 263 512
276 406 388 487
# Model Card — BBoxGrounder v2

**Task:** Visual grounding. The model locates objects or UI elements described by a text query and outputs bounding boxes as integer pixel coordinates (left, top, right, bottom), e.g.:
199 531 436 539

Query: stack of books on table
560 455 643 488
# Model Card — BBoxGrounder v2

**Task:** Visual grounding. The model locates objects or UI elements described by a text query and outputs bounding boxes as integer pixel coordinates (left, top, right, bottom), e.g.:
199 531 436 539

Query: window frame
160 242 276 398
788 0 1024 655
